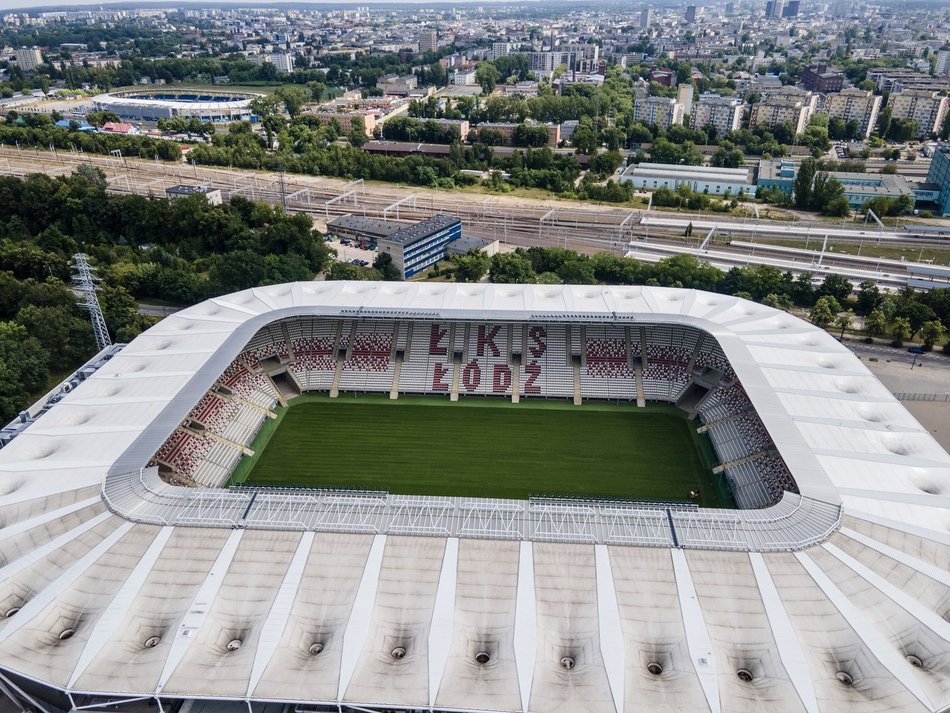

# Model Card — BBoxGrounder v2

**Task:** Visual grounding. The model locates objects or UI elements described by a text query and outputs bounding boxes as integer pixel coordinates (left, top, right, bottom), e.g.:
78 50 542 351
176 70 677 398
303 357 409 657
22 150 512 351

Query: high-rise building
749 87 817 134
765 0 785 19
677 83 694 116
725 2 735 14
640 7 652 28
823 88 882 139
685 5 698 22
418 31 437 53
634 95 685 129
15 46 43 72
936 50 950 77
887 90 950 139
691 93 745 135
782 0 801 17
926 144 950 216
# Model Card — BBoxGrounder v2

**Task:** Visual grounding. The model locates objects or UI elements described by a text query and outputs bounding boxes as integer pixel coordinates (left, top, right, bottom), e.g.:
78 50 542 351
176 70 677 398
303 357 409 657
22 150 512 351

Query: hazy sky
1 0 501 10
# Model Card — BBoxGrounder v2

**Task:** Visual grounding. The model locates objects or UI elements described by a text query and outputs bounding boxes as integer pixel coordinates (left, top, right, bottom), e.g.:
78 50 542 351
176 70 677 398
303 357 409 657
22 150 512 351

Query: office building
378 214 462 278
685 5 697 22
782 0 801 17
927 144 950 216
640 7 652 27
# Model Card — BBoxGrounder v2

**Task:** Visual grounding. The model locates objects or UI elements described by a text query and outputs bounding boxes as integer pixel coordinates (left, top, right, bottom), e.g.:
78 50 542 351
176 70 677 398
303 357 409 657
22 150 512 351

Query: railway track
0 146 947 271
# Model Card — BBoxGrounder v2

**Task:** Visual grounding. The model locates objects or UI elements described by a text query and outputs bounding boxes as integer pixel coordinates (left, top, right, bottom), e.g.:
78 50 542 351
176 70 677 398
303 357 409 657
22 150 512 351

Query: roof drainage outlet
836 671 853 686
906 655 922 668
560 657 575 670
309 642 325 656
59 628 75 641
647 662 663 676
475 651 491 665
144 636 161 648
391 646 406 660
737 669 753 682
226 639 242 652
4 608 19 618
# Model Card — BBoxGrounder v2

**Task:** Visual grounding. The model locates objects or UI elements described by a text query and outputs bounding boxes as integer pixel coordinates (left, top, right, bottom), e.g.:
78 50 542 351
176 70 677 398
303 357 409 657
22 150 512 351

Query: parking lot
328 238 378 267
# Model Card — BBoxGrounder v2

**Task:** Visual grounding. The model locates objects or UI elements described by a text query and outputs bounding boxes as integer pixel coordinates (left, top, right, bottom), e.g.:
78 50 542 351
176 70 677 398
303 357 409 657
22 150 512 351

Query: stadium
91 89 258 123
0 281 947 713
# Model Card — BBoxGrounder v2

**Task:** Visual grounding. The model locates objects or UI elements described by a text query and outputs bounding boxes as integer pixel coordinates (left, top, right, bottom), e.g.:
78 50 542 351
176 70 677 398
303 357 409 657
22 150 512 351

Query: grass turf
238 395 725 507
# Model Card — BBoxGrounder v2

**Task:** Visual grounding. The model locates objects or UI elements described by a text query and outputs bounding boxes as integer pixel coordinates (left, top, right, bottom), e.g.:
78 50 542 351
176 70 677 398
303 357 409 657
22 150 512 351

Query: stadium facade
0 282 947 713
91 90 258 123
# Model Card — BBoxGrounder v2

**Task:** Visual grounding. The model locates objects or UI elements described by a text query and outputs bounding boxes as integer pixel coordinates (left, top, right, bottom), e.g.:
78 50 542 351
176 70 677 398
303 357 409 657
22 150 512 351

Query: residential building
620 163 755 196
824 88 882 139
377 74 418 96
677 84 694 117
691 94 745 136
927 144 950 216
451 68 476 85
801 63 845 93
474 122 560 146
749 87 817 134
887 90 950 138
307 111 376 137
378 214 462 278
634 96 686 129
936 51 950 78
15 46 43 72
418 31 437 53
249 52 294 73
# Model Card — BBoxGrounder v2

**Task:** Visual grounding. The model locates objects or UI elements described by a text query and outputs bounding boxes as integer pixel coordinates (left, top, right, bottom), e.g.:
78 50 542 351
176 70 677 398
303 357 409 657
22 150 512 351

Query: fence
893 392 950 402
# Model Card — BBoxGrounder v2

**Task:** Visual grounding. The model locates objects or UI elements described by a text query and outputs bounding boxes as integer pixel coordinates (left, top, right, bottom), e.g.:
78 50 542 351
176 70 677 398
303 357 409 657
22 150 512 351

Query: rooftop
379 213 461 246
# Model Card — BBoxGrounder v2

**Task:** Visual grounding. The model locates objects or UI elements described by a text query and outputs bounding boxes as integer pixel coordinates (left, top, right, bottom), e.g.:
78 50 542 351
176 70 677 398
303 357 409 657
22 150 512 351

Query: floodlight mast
71 253 112 352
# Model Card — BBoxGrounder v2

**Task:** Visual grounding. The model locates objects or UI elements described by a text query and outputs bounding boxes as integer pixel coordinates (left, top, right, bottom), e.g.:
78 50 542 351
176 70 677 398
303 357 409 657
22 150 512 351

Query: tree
0 321 51 422
890 316 912 347
920 320 947 351
373 252 402 281
855 280 881 314
452 249 490 282
325 262 381 280
489 252 536 283
817 273 853 303
475 63 501 94
794 157 817 210
809 296 836 328
834 309 854 339
275 86 310 118
864 309 888 338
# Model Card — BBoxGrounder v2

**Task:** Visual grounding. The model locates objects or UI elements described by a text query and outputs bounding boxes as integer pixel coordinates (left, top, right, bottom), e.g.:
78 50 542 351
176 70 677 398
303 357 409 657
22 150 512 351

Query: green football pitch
235 395 727 507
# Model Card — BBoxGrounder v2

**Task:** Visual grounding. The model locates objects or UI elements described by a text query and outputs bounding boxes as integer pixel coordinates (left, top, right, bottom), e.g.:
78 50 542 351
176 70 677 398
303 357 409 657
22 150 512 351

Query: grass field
237 395 727 507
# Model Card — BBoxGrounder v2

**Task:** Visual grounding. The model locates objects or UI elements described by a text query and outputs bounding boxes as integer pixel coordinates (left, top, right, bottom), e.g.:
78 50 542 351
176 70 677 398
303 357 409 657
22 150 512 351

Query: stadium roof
0 282 947 713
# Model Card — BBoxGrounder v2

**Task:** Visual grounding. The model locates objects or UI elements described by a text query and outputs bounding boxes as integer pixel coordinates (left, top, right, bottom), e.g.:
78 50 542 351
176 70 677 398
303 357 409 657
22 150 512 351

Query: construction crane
71 253 112 352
